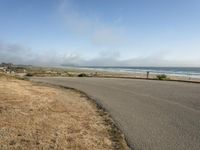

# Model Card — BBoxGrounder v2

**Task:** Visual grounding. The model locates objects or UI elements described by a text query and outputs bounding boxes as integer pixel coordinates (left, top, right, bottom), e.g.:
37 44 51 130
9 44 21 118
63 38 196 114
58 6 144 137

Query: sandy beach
16 66 200 83
56 67 200 83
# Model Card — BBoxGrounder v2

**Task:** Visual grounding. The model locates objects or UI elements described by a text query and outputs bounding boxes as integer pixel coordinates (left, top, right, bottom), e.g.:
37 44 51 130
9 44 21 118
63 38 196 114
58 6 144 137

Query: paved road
31 77 200 150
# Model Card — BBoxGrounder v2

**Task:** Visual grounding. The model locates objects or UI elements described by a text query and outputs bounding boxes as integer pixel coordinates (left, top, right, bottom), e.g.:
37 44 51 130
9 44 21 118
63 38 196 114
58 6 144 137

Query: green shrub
78 73 87 77
26 73 33 77
15 76 30 81
156 74 168 80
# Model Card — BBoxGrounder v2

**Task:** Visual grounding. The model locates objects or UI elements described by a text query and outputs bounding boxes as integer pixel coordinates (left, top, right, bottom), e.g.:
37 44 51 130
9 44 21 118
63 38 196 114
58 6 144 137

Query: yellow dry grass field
0 74 129 150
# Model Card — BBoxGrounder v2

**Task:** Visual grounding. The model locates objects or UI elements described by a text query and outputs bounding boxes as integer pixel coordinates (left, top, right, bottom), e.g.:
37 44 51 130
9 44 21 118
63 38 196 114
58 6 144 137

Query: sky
0 0 200 67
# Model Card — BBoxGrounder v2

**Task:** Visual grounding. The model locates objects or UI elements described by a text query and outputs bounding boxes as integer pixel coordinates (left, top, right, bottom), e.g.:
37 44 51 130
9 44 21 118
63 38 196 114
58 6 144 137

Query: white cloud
0 41 64 66
58 0 126 48
92 27 125 47
1 41 200 67
0 41 31 64
58 0 96 35
62 51 200 67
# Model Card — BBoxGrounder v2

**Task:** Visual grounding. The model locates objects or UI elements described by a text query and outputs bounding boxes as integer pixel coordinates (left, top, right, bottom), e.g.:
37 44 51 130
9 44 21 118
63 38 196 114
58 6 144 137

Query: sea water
80 66 200 78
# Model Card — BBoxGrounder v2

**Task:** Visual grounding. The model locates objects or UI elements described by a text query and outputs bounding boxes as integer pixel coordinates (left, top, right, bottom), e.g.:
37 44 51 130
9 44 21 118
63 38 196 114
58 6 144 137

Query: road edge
31 80 132 150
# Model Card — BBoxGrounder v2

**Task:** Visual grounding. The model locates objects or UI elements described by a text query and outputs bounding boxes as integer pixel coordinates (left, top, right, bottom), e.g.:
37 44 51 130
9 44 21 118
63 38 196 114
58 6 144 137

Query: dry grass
0 74 129 150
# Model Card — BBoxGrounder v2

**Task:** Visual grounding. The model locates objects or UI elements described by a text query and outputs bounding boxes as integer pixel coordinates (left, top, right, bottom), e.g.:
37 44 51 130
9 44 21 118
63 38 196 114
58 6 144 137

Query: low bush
26 73 34 77
156 74 168 80
78 73 87 77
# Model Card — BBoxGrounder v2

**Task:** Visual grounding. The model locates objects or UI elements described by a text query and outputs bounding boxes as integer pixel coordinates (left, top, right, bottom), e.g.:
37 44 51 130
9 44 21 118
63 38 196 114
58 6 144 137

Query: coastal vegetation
78 73 87 77
156 74 169 80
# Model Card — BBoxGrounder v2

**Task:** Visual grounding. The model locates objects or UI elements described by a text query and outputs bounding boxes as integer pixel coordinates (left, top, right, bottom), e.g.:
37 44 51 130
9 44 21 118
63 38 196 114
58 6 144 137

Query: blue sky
0 0 200 66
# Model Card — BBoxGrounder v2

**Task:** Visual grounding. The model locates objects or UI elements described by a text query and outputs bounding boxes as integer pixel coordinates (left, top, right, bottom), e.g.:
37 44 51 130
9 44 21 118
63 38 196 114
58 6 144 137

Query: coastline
7 64 200 83
59 67 200 83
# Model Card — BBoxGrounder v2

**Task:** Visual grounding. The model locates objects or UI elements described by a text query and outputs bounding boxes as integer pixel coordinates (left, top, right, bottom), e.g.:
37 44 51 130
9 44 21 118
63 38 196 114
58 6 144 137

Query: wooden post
147 71 149 79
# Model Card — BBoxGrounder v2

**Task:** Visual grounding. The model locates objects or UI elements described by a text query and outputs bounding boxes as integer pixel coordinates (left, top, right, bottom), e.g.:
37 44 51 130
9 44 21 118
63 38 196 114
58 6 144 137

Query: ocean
79 66 200 78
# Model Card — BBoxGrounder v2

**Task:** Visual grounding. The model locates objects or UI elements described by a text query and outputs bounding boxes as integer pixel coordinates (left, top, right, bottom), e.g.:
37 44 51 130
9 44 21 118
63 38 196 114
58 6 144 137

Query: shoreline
61 67 200 83
65 66 200 77
8 65 200 83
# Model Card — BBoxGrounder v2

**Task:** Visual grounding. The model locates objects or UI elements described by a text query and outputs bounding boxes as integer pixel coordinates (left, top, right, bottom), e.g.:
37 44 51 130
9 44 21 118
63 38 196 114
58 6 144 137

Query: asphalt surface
31 77 200 150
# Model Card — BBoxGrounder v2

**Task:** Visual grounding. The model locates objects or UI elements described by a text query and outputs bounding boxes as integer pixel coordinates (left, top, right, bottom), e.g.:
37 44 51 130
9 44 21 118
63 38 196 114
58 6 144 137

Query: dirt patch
0 74 130 150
